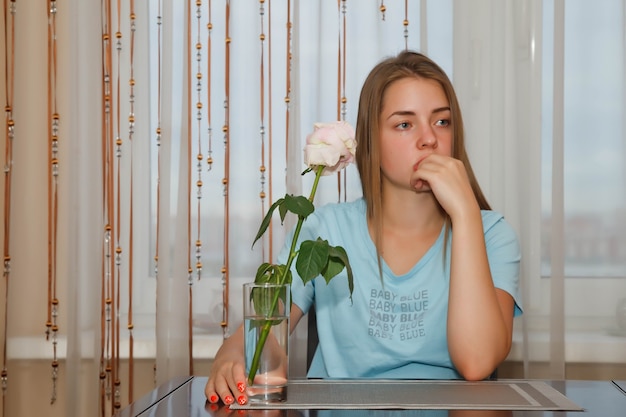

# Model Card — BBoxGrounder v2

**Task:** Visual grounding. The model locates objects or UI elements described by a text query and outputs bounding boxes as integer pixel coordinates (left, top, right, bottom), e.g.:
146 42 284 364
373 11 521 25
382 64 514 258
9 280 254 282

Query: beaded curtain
0 1 428 416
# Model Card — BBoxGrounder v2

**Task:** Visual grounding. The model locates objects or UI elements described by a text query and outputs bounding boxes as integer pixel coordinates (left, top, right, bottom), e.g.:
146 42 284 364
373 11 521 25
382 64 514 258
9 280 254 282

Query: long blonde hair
355 51 490 270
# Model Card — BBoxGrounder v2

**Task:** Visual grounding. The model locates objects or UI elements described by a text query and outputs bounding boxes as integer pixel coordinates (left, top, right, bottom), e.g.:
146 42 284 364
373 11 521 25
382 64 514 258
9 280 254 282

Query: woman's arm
416 155 516 380
446 207 515 380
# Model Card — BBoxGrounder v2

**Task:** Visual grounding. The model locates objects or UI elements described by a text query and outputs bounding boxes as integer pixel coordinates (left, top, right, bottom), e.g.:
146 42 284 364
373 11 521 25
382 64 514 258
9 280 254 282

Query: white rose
304 121 357 175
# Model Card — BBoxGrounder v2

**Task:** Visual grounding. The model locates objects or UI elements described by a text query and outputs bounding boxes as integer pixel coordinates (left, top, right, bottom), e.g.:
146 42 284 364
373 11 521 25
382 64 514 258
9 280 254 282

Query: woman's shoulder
480 209 508 229
480 209 519 246
296 197 368 253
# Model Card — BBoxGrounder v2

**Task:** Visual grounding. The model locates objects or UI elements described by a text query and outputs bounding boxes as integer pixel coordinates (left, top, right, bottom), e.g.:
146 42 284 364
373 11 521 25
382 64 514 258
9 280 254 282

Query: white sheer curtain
451 0 546 377
2 1 626 416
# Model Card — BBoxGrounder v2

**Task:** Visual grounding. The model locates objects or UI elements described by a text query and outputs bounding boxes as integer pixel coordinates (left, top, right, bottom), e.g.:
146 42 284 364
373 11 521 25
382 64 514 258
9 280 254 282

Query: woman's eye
396 121 410 129
435 119 450 127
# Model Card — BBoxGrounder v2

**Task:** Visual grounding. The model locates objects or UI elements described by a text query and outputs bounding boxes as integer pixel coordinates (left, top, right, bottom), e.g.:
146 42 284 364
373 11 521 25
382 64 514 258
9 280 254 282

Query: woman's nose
416 126 438 149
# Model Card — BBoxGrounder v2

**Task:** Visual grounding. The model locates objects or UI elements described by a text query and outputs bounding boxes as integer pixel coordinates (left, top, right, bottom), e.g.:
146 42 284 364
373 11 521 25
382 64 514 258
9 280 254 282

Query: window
540 0 625 280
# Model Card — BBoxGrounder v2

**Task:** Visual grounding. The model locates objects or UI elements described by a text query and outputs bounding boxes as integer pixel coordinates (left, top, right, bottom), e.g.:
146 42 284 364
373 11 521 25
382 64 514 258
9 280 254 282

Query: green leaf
254 263 274 284
254 263 292 286
252 194 314 249
250 271 291 320
278 199 289 222
328 245 354 300
252 198 285 248
321 253 344 284
294 240 354 301
250 286 278 318
284 194 315 218
295 238 329 283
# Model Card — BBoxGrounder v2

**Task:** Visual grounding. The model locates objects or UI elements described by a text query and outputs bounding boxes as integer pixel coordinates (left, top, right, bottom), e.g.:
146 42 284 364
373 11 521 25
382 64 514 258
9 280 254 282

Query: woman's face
378 76 453 192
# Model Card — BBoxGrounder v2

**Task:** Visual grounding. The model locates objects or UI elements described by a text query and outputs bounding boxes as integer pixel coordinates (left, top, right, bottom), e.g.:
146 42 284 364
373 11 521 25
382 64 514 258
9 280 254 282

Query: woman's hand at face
411 154 480 219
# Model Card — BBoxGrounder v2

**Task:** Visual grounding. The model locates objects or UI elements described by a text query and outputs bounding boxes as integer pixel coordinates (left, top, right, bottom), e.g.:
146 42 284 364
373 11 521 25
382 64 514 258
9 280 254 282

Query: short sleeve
482 211 523 316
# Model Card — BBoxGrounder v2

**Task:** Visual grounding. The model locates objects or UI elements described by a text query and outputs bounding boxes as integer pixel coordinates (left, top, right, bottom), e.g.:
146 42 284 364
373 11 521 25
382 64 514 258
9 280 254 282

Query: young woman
205 50 522 406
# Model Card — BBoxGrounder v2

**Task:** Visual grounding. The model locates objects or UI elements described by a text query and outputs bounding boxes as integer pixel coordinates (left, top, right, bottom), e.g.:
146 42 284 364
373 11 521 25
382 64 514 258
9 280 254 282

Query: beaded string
338 0 347 122
258 0 269 261
187 0 206 375
266 0 274 261
193 0 204 284
127 0 137 402
153 0 163 386
206 0 213 174
100 0 115 412
46 0 61 405
380 0 386 21
337 0 348 201
205 0 222 338
404 0 410 50
221 0 231 338
153 3 163 280
111 0 125 408
1 1 16 414
283 0 292 176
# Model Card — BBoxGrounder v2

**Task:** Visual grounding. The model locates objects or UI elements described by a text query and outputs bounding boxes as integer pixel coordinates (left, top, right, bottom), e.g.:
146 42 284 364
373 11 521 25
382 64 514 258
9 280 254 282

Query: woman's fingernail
237 381 246 392
224 395 234 405
237 395 247 405
209 394 218 403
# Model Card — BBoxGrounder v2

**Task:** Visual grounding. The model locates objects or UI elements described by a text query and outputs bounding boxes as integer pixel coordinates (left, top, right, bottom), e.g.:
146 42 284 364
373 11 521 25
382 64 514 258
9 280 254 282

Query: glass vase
243 282 290 403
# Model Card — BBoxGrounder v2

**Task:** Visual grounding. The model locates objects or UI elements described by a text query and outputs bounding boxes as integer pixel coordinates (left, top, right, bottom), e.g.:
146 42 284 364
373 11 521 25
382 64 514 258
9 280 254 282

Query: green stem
247 166 325 385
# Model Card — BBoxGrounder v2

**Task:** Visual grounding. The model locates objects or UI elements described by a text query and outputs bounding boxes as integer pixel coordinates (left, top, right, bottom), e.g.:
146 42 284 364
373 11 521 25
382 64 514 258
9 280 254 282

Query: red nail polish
224 395 234 405
209 394 218 403
237 395 246 405
237 382 246 392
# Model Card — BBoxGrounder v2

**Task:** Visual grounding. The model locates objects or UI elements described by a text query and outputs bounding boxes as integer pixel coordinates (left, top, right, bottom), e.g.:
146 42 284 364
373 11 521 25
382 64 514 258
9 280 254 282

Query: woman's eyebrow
385 110 415 120
432 106 451 114
385 106 450 120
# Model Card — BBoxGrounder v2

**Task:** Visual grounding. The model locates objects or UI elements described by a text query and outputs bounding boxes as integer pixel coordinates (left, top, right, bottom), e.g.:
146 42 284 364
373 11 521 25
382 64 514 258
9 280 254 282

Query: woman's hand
204 325 248 406
411 154 480 220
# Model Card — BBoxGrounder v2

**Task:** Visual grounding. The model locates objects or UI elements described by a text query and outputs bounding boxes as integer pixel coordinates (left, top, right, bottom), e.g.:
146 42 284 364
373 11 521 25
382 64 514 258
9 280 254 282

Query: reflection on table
203 405 513 417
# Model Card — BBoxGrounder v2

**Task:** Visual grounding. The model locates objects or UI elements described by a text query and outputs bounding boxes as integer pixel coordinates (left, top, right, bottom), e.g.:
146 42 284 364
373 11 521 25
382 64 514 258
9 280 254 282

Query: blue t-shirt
278 197 522 379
